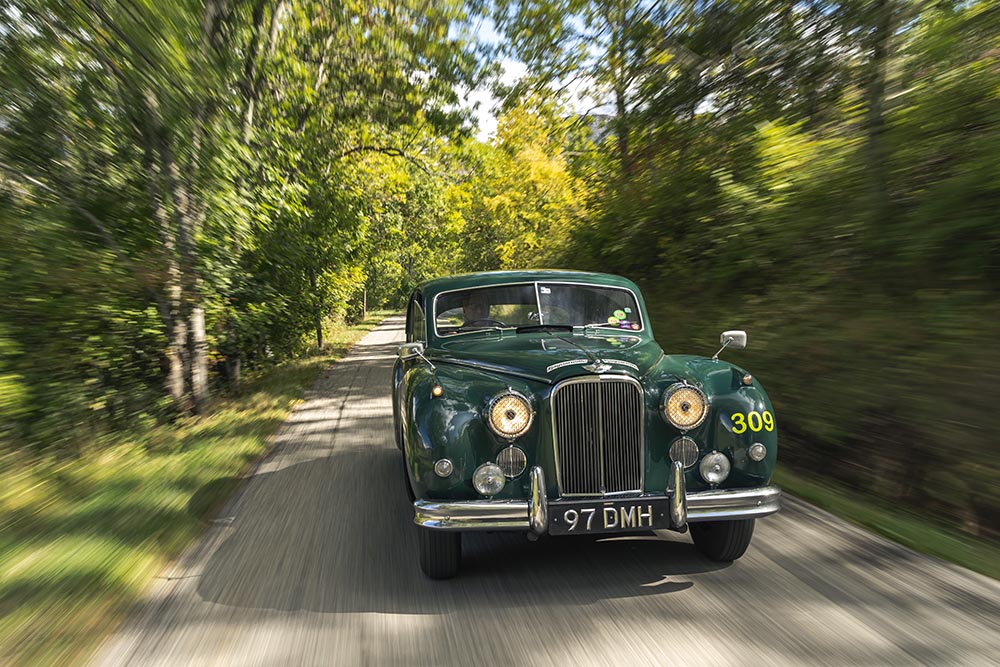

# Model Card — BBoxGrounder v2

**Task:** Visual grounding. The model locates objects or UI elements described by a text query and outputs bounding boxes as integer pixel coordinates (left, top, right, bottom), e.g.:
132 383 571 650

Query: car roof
416 270 642 298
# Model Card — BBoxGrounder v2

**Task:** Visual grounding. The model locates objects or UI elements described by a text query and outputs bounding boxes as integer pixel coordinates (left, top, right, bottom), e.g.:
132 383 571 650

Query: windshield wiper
515 324 574 334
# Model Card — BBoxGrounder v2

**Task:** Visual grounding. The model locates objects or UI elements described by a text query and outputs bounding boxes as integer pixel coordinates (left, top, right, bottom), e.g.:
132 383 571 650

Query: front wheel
401 450 415 503
690 519 755 562
418 528 461 579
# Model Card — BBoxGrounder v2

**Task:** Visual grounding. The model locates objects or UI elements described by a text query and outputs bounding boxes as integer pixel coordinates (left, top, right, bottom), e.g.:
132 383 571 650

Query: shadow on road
194 443 725 614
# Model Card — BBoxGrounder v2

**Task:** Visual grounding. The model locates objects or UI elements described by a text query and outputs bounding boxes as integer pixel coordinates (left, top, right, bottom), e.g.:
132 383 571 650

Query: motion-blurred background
1 0 998 664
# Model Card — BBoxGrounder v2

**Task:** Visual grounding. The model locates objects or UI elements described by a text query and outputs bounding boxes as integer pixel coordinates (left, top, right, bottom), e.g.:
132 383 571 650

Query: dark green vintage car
393 270 781 579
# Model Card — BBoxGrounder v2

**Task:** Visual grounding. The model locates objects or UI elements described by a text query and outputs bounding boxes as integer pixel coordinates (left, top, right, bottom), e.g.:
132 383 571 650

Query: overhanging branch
336 145 431 174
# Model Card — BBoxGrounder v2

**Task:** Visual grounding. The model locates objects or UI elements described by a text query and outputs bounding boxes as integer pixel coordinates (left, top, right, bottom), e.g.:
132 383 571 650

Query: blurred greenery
774 467 1000 580
490 0 999 544
0 312 389 667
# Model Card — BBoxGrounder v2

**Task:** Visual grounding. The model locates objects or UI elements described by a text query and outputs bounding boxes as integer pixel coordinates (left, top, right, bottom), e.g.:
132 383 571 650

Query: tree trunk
140 96 188 410
242 0 287 141
614 86 629 169
160 143 207 407
189 303 208 410
310 268 323 349
167 308 188 409
865 0 894 230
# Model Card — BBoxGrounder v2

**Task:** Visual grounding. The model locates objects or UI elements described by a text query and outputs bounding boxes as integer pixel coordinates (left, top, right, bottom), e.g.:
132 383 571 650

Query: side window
406 292 425 343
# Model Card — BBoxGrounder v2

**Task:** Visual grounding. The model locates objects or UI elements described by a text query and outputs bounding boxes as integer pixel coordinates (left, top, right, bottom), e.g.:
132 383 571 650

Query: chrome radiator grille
551 376 644 496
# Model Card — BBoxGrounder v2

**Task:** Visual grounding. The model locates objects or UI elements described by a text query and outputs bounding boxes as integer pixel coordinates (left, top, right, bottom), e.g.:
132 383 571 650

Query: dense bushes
543 2 1000 538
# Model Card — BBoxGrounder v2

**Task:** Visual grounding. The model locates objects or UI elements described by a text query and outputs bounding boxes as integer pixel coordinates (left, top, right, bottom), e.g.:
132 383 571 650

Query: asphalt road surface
94 316 1000 666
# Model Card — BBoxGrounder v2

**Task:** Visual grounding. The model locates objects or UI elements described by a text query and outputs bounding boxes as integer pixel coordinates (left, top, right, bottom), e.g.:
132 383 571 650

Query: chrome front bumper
413 465 782 532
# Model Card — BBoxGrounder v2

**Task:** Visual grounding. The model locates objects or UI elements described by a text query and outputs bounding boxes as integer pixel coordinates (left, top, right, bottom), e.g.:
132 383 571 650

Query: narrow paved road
94 316 1000 666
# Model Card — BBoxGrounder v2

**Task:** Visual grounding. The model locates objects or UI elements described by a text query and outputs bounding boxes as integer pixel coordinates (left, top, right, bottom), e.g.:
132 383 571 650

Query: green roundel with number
731 410 774 434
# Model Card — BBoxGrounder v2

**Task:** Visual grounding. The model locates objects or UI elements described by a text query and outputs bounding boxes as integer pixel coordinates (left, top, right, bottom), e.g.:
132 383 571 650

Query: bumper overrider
413 464 782 533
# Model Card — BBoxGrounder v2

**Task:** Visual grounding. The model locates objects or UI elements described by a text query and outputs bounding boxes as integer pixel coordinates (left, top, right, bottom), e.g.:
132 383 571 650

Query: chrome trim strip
686 485 782 522
433 358 552 385
534 281 544 325
529 466 548 535
669 460 687 531
550 374 645 497
412 485 780 531
413 499 529 531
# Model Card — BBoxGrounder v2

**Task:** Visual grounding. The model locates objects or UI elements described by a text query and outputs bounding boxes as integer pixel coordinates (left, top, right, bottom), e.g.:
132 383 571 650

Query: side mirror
398 341 425 360
720 330 747 350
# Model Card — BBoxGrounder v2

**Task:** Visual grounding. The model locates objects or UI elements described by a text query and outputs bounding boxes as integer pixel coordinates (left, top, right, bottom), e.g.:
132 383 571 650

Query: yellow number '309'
731 411 774 434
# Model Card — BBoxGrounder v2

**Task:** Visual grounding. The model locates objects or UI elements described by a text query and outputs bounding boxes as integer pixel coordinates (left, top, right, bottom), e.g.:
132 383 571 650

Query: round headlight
487 391 533 439
473 462 506 496
662 383 708 430
699 451 731 484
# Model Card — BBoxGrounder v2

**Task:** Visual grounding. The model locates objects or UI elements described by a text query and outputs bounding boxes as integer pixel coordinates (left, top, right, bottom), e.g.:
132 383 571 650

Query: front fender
401 363 547 500
644 354 778 492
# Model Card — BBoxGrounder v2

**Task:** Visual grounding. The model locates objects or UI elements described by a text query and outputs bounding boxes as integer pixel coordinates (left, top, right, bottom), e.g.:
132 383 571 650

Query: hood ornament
582 360 612 374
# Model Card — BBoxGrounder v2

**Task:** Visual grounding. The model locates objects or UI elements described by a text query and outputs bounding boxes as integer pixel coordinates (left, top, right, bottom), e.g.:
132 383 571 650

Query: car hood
431 332 664 384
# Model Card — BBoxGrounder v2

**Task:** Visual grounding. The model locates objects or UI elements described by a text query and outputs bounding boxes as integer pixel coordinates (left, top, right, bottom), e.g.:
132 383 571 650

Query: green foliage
500 0 1000 540
450 96 585 271
0 312 388 667
0 0 485 449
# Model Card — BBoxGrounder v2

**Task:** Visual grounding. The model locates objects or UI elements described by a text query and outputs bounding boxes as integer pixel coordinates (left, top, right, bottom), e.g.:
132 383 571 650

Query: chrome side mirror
721 330 747 350
398 342 425 360
713 330 747 360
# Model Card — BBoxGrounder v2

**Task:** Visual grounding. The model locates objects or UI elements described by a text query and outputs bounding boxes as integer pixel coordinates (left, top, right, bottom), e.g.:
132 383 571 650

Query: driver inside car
462 291 491 325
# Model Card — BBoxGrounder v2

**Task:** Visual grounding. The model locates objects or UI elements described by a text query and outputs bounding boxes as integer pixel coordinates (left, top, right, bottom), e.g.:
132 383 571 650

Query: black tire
401 450 415 502
418 528 461 579
690 519 755 562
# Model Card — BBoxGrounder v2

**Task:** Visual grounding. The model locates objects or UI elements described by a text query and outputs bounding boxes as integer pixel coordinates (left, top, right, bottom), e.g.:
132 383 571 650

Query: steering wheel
463 318 508 328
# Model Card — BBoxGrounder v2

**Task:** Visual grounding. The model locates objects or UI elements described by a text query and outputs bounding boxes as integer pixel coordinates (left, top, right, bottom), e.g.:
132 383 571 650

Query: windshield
434 282 642 336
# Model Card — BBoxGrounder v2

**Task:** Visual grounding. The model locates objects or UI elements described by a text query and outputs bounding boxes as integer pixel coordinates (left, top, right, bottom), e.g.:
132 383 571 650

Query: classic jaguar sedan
393 270 781 579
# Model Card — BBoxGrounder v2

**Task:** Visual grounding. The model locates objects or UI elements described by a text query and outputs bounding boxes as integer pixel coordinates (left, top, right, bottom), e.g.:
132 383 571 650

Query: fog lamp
497 445 527 478
748 443 767 462
487 391 533 439
699 451 731 485
662 383 708 430
433 458 453 477
473 462 505 496
669 436 699 469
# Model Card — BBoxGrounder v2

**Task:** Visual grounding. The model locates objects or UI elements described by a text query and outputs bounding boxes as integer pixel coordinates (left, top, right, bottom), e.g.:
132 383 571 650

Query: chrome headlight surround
661 382 709 431
699 451 731 485
486 390 534 440
473 462 506 496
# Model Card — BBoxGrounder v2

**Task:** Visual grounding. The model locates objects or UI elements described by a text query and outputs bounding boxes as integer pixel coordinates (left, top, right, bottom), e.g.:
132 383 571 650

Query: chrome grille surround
550 375 644 497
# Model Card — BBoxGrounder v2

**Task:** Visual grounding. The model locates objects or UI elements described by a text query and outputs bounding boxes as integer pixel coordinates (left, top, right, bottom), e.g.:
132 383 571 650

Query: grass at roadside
775 466 1000 580
0 311 392 667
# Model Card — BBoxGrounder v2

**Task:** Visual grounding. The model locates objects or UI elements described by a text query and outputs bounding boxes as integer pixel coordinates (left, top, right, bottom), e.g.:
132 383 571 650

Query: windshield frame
431 280 646 339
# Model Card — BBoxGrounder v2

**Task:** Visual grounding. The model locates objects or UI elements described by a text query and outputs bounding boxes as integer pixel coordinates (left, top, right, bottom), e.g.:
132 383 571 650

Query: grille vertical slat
553 377 643 496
